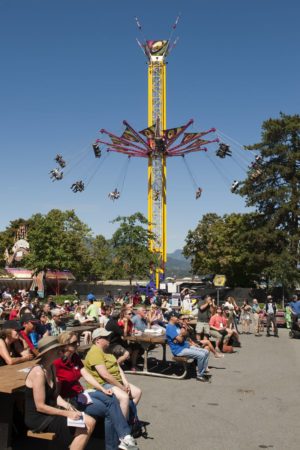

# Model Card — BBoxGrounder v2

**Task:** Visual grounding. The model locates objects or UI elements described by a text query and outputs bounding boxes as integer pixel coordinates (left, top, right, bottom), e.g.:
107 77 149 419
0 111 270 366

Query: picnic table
125 333 169 378
0 360 35 450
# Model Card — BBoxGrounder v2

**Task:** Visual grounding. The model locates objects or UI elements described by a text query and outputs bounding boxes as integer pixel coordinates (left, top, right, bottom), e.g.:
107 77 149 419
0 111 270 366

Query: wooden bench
27 430 56 440
171 356 194 379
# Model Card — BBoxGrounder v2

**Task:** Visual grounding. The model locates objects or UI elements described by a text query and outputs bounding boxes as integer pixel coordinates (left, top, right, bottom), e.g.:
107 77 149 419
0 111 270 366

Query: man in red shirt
209 307 240 351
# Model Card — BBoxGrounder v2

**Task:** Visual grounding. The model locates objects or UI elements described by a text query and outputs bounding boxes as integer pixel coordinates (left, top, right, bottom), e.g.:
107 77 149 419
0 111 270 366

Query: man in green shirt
84 328 142 419
86 298 99 321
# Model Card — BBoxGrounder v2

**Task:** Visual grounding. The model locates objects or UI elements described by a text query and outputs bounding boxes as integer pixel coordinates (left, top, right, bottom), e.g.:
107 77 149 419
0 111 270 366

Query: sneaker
119 435 139 450
196 375 210 382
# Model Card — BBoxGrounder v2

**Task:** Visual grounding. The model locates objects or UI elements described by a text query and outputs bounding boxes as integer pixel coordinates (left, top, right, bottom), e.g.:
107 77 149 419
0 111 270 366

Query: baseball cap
87 293 96 301
92 328 112 341
169 311 180 319
20 313 38 324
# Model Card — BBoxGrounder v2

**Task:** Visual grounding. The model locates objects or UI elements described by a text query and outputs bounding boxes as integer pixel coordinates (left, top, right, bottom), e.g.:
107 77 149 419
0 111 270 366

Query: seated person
99 305 112 328
209 307 241 350
118 307 142 371
49 309 65 336
131 307 147 332
19 313 39 355
84 329 142 420
179 315 223 359
86 297 99 322
166 312 210 382
0 322 34 366
147 304 166 328
54 332 138 450
25 336 95 449
105 311 130 365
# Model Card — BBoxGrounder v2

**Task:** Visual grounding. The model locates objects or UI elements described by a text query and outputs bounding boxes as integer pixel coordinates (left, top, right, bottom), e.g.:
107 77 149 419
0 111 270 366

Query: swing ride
49 17 262 288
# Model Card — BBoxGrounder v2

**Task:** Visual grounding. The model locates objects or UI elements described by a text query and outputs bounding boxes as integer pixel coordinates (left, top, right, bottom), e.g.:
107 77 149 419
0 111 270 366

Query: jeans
177 346 209 376
266 314 278 336
76 390 131 450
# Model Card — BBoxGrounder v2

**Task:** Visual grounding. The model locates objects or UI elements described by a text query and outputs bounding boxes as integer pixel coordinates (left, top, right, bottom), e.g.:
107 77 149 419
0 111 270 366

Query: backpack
129 400 148 439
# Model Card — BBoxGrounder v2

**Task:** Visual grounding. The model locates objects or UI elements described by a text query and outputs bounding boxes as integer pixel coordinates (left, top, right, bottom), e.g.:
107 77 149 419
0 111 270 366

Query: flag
111 136 127 146
139 125 156 139
164 126 185 141
181 132 208 145
121 126 140 143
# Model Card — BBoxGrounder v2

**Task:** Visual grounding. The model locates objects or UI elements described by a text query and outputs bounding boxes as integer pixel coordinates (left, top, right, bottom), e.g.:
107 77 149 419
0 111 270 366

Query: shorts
209 329 225 340
195 322 210 336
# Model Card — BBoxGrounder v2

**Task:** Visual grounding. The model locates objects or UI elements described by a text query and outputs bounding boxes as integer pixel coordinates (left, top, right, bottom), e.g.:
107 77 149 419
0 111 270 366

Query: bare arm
0 340 33 365
80 367 112 395
28 367 80 419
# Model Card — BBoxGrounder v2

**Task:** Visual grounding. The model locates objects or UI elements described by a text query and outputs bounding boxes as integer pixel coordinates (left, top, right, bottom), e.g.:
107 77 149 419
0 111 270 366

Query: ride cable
181 155 199 191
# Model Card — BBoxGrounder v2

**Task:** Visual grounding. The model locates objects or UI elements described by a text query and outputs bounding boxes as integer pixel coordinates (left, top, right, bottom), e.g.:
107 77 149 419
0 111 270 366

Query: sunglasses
68 340 79 346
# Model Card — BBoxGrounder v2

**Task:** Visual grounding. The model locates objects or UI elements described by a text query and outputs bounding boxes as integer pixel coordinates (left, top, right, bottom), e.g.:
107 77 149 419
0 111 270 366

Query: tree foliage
183 212 268 286
110 212 155 285
24 209 93 278
238 113 300 287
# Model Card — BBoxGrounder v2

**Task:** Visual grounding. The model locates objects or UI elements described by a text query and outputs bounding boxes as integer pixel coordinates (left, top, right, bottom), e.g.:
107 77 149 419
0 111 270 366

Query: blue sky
1 0 299 251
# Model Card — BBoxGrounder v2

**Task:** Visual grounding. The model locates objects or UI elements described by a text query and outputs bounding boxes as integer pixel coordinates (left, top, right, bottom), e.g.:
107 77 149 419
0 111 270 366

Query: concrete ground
132 328 300 450
11 329 300 450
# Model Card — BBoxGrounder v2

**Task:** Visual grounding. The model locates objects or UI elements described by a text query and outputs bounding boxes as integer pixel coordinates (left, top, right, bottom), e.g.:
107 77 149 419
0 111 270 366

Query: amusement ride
50 17 261 288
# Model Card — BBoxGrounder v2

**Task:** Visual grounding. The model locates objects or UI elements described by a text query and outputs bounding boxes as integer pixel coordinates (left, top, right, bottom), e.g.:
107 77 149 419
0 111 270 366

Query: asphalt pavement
131 328 300 450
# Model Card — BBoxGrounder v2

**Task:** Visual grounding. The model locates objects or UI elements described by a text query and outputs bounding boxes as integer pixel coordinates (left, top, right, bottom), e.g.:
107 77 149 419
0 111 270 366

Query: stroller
289 314 300 339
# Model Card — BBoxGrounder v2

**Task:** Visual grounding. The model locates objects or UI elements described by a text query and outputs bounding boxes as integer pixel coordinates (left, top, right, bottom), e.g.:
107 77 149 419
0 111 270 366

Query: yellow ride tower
146 41 168 288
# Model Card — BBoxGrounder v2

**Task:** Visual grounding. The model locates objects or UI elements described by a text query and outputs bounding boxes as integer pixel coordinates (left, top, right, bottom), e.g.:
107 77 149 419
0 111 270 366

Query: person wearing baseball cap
24 335 96 449
265 295 279 337
0 321 34 366
19 313 39 355
84 328 142 420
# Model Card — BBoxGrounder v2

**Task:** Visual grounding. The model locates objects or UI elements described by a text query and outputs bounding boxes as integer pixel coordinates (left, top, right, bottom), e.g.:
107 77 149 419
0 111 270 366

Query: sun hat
92 328 112 341
37 335 65 357
2 320 24 331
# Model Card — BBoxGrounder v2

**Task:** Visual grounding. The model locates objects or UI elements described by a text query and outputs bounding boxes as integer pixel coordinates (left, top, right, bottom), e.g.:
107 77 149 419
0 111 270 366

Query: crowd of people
1 286 300 449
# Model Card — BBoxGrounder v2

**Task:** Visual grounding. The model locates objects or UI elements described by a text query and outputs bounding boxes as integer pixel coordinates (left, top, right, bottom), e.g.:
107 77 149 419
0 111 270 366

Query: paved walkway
133 329 300 450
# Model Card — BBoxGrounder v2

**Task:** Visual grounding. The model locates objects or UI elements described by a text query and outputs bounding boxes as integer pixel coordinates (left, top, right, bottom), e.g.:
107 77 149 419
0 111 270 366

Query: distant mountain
165 249 191 277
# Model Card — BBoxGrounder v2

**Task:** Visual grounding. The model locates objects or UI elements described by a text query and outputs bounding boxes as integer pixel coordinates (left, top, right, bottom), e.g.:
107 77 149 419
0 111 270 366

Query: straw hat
37 335 65 357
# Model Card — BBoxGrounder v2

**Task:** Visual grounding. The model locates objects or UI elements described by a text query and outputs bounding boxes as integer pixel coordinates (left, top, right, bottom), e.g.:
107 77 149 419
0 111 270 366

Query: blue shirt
166 323 190 356
289 301 300 315
131 314 147 332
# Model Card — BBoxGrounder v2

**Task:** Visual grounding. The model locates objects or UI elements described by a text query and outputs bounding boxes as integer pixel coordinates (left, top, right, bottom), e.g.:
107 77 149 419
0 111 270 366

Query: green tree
24 209 92 279
183 212 268 287
238 113 300 287
89 234 114 280
110 212 156 286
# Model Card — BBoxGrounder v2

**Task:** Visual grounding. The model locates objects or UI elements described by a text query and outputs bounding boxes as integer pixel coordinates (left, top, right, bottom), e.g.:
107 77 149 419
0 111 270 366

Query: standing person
54 332 138 450
166 312 210 382
265 295 279 337
251 299 262 336
24 336 95 449
104 291 114 307
196 295 214 340
240 300 252 334
180 288 193 314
